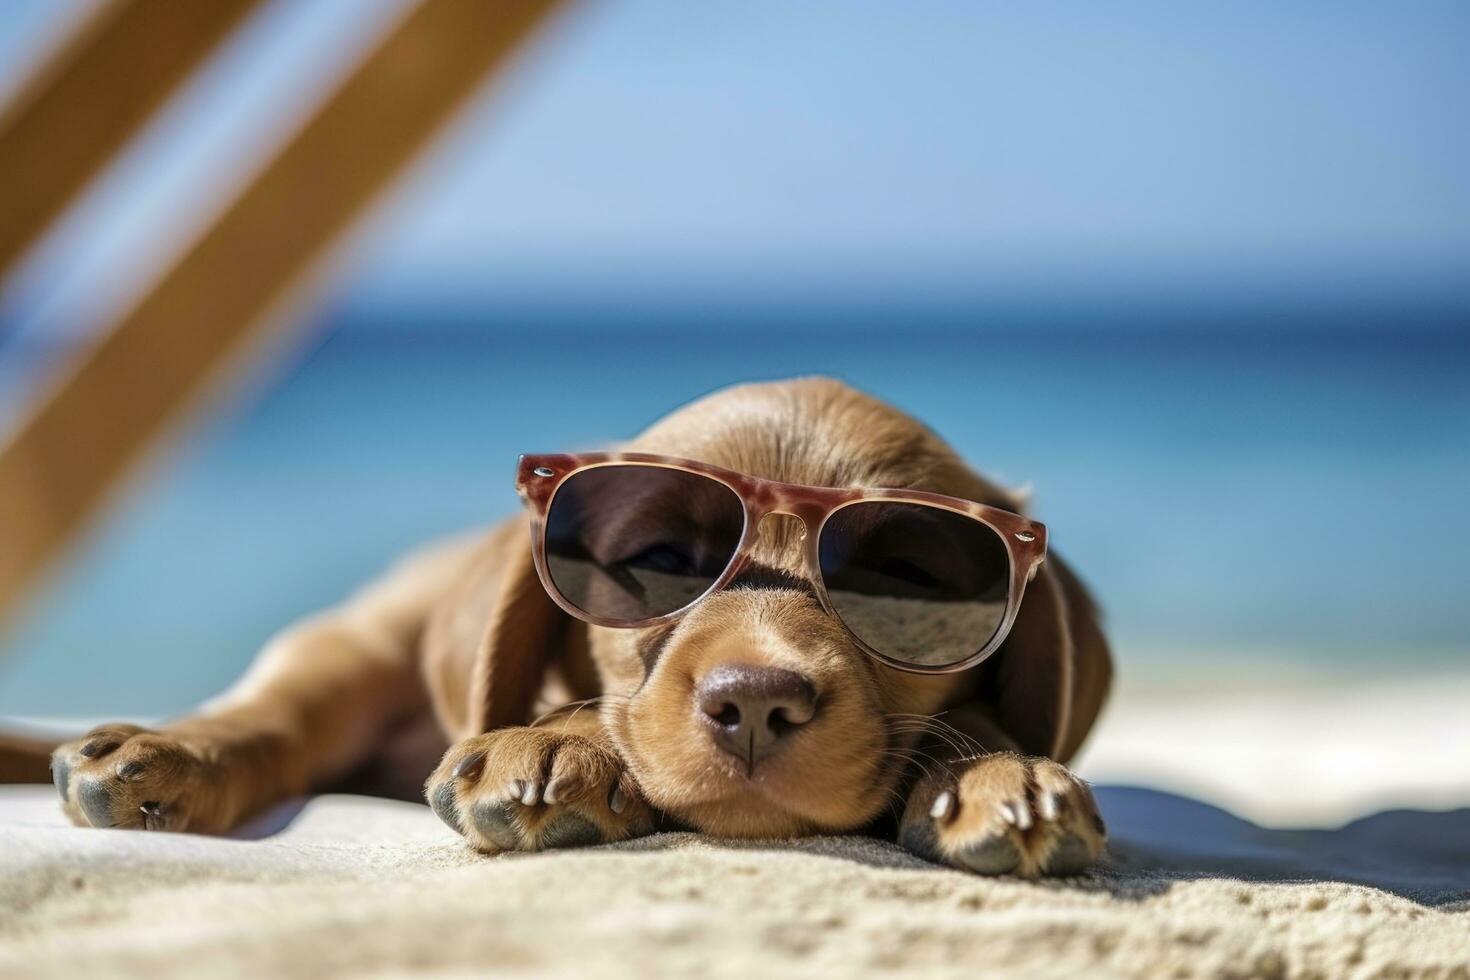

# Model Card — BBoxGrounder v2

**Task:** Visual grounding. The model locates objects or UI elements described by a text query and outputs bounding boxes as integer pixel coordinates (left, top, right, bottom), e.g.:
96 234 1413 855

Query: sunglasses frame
516 452 1048 674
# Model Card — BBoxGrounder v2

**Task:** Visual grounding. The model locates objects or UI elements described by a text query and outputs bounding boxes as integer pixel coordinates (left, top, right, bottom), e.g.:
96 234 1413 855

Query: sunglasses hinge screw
532 466 555 478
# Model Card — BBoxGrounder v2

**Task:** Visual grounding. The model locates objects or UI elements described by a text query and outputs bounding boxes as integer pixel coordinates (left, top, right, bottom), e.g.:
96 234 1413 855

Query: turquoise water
1 314 1467 716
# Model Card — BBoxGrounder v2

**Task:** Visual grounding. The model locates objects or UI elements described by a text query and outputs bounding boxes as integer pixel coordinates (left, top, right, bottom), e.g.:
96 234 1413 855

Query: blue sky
1 0 1467 339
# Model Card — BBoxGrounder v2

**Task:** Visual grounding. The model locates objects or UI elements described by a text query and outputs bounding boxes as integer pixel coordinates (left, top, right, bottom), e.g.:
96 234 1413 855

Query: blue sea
1 307 1467 716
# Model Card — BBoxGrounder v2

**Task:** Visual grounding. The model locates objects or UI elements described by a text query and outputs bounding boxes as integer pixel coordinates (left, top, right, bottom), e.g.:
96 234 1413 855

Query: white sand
3 673 1468 978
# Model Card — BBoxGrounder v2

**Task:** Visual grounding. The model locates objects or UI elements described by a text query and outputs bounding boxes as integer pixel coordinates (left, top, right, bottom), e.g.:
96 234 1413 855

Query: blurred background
0 0 1466 764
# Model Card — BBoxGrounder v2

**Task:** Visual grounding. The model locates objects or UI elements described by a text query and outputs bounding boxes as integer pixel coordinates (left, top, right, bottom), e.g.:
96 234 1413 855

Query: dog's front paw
51 724 217 833
898 752 1105 878
426 727 653 853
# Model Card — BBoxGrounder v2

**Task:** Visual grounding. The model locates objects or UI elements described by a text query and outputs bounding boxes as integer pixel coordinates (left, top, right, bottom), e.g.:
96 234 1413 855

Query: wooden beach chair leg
0 0 570 637
0 0 266 281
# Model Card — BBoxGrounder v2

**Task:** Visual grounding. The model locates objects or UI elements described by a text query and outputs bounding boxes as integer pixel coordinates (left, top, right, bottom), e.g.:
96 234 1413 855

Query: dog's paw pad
539 813 603 849
468 799 523 851
50 755 72 800
953 832 1022 876
1042 833 1096 876
429 778 462 829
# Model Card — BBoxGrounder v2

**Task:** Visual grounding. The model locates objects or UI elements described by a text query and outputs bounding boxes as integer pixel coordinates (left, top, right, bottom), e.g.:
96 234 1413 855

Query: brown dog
36 377 1110 876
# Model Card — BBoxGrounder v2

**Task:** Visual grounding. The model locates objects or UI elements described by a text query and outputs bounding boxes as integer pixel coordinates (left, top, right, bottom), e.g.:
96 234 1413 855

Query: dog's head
472 377 1109 837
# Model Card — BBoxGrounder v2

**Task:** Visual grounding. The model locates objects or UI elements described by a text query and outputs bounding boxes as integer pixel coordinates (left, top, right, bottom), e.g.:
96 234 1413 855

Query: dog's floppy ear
463 518 576 735
984 553 1112 762
928 460 1111 761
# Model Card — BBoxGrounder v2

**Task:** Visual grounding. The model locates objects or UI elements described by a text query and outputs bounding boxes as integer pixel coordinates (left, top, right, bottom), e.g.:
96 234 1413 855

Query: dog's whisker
883 714 987 762
911 728 971 763
914 713 990 757
865 770 911 823
884 726 966 763
530 694 633 729
881 753 935 787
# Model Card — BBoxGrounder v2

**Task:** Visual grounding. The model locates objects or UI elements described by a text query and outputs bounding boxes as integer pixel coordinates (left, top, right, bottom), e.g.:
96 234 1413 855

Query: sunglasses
516 453 1047 674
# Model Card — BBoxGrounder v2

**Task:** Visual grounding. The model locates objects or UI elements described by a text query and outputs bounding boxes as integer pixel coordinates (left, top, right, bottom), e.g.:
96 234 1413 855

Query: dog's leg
894 706 1106 877
426 708 654 853
50 536 482 834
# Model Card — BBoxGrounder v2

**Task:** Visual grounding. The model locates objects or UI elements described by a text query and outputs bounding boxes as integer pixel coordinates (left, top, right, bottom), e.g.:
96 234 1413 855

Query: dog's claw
79 738 119 759
999 802 1018 826
519 780 539 807
1037 791 1061 822
542 777 563 805
451 751 485 781
608 782 627 815
929 790 955 821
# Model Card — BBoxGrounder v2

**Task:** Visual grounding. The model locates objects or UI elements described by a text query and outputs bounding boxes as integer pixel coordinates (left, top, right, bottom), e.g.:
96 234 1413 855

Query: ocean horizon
1 307 1467 716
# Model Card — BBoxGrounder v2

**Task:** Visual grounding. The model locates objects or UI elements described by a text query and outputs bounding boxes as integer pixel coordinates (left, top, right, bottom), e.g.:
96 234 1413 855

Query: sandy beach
3 669 1468 978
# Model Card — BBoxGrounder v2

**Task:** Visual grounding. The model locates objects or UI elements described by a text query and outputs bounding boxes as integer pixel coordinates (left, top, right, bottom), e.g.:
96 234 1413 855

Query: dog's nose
696 664 817 767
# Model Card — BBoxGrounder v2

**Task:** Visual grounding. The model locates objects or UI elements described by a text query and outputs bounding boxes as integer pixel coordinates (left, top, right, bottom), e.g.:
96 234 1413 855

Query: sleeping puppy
40 377 1111 877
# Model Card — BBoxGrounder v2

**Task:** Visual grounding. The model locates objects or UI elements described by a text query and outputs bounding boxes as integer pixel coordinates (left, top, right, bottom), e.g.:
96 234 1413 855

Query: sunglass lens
818 502 1012 668
544 465 745 622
